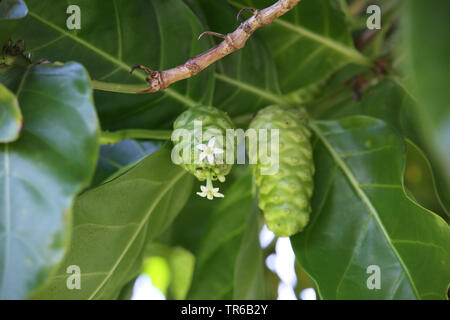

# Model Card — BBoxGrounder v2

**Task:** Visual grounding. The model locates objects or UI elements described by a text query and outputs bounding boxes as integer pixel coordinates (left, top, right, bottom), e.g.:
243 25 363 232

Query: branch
130 0 302 93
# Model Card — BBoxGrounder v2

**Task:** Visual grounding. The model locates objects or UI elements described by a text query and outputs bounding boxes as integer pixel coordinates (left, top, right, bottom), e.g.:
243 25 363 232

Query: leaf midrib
88 168 187 299
310 121 421 299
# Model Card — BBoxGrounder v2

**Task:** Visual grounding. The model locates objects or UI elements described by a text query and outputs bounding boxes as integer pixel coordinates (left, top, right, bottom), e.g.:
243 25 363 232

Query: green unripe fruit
249 105 314 237
173 105 235 182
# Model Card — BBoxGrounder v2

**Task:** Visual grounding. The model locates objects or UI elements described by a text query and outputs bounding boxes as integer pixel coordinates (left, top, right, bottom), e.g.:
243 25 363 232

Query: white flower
197 184 224 200
196 137 224 164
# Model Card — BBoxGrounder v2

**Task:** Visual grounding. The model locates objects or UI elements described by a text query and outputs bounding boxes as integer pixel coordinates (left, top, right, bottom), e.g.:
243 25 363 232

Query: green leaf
233 200 267 300
404 0 450 186
0 62 99 299
0 83 22 142
91 139 162 188
0 0 28 45
320 78 450 216
12 0 214 130
160 166 250 254
291 116 450 300
186 0 285 116
356 79 450 217
32 143 194 299
405 139 449 220
168 246 195 300
227 0 371 94
144 243 195 300
187 172 266 299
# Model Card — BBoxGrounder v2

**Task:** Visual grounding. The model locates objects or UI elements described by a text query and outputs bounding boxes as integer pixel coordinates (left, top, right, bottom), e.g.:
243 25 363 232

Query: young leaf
32 143 194 299
12 0 214 130
0 83 22 142
187 172 266 299
0 62 99 299
291 116 450 299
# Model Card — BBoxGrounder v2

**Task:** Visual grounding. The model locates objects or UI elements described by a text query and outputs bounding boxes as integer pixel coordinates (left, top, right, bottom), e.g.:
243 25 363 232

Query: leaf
227 0 371 94
404 0 450 186
144 243 195 300
0 0 28 45
291 116 450 300
187 172 266 299
91 139 163 188
0 62 99 299
358 79 450 217
404 139 449 220
0 83 22 142
32 143 194 299
313 77 450 216
12 0 214 130
160 166 250 254
167 246 195 300
233 200 267 300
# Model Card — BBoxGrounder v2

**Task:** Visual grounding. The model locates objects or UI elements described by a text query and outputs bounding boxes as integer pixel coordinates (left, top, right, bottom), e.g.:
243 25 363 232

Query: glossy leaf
291 116 450 299
359 80 450 217
12 0 214 130
404 1 450 185
314 77 450 216
32 143 194 299
187 172 267 299
0 83 22 142
0 62 99 299
228 0 370 94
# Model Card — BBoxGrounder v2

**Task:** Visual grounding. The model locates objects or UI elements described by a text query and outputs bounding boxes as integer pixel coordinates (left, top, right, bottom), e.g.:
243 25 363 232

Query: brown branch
133 0 301 93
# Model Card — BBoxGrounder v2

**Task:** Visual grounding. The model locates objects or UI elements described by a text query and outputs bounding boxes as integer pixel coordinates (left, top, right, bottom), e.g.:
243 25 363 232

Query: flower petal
215 192 224 198
213 148 224 154
199 152 207 161
200 185 207 192
196 144 207 151
208 137 216 147
207 193 214 200
197 192 206 197
207 154 215 164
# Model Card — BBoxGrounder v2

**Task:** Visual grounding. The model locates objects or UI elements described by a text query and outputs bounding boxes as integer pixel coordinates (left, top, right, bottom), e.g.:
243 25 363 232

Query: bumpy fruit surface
249 105 314 237
173 105 235 182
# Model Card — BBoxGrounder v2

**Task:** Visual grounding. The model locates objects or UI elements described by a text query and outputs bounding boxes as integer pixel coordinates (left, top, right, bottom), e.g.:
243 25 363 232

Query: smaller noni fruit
172 105 235 184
